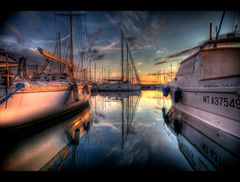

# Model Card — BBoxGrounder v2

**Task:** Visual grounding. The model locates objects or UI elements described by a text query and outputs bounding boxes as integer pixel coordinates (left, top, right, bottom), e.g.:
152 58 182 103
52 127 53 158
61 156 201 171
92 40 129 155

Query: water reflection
0 90 192 171
164 106 240 171
91 91 141 149
42 107 93 171
0 106 93 171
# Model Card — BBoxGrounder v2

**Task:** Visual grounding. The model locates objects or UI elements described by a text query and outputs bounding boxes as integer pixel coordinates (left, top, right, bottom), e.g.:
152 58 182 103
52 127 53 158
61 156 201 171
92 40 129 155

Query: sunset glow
1 11 237 85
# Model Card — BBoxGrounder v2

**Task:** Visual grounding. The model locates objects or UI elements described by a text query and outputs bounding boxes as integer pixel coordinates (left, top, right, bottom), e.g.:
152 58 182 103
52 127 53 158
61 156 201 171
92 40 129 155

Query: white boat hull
166 45 240 139
169 88 240 139
0 85 90 128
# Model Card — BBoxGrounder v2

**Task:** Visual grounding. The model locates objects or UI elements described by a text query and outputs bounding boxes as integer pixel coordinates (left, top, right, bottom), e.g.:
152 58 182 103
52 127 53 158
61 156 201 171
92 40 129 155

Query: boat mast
121 28 124 82
69 11 74 77
214 11 225 48
55 11 85 80
121 97 124 149
126 43 129 82
120 29 141 85
58 33 62 74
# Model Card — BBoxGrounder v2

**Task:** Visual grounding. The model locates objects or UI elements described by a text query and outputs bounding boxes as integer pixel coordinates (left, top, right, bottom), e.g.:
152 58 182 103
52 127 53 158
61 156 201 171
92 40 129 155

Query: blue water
0 90 192 171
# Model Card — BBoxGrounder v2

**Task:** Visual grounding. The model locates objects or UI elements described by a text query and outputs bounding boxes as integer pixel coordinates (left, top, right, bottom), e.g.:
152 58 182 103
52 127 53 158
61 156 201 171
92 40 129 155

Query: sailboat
94 29 141 91
160 12 240 141
0 11 91 132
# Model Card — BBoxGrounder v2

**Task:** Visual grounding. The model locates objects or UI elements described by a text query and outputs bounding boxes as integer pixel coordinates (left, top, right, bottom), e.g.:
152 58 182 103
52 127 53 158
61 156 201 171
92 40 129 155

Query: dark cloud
127 36 140 48
5 23 28 45
34 27 44 33
88 28 102 48
146 18 167 43
89 48 105 60
21 11 41 22
94 54 105 60
104 11 149 35
1 11 238 78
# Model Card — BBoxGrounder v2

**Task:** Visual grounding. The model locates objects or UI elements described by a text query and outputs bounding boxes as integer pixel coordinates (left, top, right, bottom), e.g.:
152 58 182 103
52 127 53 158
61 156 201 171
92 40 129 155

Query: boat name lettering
202 96 240 109
201 143 228 168
179 143 196 166
204 83 237 88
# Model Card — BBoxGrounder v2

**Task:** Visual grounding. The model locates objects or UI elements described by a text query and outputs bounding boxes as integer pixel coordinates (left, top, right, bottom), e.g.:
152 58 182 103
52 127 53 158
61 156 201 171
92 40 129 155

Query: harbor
0 91 192 171
0 11 240 172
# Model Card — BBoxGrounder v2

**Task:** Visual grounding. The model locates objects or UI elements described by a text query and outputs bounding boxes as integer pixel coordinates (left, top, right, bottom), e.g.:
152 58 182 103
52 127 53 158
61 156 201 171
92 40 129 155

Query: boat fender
83 121 91 131
84 84 89 94
162 107 169 124
73 128 80 145
18 57 26 75
173 87 182 103
162 86 170 97
72 83 80 101
173 119 182 134
16 83 25 90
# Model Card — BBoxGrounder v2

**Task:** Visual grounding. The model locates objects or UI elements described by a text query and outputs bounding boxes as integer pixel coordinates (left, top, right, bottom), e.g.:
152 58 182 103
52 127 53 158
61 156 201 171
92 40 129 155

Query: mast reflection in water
0 91 192 171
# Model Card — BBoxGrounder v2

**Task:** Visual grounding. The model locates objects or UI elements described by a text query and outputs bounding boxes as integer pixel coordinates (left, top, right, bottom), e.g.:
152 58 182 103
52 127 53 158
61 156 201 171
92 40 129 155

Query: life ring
173 87 182 103
162 86 170 97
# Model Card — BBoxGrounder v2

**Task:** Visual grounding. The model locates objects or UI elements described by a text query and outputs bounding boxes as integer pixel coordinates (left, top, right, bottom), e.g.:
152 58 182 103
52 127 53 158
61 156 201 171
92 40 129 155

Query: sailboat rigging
0 11 91 132
94 28 141 91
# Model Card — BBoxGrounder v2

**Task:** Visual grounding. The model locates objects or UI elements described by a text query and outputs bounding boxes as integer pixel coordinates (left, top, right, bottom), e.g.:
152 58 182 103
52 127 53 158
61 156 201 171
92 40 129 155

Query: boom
37 47 73 69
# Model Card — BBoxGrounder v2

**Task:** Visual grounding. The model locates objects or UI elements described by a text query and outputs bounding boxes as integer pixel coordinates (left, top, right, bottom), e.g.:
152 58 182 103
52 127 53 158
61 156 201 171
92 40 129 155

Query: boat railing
0 48 32 88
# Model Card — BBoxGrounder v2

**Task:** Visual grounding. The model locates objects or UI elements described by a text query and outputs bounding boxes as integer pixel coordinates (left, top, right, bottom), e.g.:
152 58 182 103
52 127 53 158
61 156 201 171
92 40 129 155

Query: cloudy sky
0 11 239 83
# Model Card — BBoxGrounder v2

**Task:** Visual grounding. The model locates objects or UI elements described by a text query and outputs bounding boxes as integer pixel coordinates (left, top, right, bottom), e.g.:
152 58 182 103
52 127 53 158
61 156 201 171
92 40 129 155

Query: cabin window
201 49 240 80
176 58 195 76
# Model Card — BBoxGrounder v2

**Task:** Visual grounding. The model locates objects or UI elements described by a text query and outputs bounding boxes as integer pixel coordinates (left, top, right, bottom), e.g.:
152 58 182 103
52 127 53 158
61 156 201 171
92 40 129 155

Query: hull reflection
164 106 240 171
41 91 141 170
0 106 93 171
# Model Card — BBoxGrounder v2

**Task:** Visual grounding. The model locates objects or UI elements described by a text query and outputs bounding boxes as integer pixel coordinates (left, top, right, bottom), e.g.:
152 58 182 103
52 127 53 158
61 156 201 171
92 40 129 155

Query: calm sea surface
0 90 192 171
